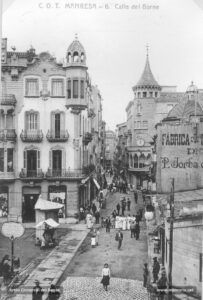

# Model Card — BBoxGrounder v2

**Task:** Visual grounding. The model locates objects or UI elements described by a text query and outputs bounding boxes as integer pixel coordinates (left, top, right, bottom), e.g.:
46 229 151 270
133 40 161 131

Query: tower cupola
66 34 86 66
133 46 161 99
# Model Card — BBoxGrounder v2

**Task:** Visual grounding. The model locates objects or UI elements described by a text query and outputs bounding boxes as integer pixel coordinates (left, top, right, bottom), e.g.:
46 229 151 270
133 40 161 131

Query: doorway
22 194 39 222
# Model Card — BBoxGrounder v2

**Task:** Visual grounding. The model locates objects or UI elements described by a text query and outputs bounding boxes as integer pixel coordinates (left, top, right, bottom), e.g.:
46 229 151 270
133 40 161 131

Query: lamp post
168 178 175 300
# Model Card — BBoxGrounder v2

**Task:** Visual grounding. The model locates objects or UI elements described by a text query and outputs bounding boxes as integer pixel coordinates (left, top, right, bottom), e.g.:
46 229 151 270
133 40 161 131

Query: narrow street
59 182 148 299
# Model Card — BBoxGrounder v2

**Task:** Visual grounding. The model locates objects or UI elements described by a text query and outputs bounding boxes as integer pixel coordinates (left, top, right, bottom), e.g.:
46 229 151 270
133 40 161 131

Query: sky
2 0 203 130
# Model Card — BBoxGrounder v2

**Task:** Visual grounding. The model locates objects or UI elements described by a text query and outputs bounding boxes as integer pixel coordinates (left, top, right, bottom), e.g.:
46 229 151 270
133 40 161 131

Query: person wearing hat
32 280 44 300
101 263 110 291
48 284 60 300
143 263 149 287
152 257 160 283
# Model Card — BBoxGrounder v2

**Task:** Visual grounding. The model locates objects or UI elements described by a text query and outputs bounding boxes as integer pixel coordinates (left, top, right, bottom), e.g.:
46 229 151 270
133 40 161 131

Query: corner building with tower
0 36 104 222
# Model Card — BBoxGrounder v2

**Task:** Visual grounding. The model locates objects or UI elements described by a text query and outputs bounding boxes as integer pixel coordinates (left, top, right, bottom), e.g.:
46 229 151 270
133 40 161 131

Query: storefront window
0 186 8 218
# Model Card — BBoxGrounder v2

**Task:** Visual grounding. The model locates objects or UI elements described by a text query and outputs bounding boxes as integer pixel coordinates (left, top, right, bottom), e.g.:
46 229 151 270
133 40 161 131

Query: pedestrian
135 222 140 240
106 217 111 233
152 257 160 283
143 263 149 288
157 272 167 300
127 198 131 211
130 221 136 238
115 229 123 250
101 263 110 291
101 217 105 228
47 284 60 300
134 191 137 204
91 229 96 248
116 203 120 215
92 203 97 215
121 203 125 216
95 210 100 224
32 280 44 300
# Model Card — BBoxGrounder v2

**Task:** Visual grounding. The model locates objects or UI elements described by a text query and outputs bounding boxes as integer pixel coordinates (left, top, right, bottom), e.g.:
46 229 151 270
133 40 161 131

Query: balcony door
27 150 37 176
55 113 60 138
52 150 62 176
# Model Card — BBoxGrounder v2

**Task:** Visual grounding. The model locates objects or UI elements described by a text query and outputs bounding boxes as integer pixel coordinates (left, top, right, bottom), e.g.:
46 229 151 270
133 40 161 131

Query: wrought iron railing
20 130 43 142
46 130 69 142
0 129 17 142
0 94 16 106
19 168 44 179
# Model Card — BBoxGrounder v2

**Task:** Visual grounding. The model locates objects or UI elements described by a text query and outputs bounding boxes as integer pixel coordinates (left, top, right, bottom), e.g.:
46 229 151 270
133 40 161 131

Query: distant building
125 51 202 189
115 122 127 174
156 82 203 193
105 130 116 169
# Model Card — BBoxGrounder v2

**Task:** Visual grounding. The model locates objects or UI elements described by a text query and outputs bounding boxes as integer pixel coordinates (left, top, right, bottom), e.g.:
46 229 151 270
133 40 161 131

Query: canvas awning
36 218 59 228
34 195 64 211
93 178 100 190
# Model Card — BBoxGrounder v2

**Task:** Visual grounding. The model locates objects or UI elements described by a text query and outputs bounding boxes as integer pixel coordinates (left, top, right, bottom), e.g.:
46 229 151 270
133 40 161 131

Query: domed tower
186 81 198 100
66 34 86 66
65 35 89 112
132 47 161 99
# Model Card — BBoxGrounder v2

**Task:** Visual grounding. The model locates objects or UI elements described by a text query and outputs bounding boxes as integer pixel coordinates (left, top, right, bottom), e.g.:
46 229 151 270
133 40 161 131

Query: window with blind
25 78 39 96
80 80 85 98
26 113 39 131
0 148 4 172
73 80 79 98
67 80 71 99
51 79 64 97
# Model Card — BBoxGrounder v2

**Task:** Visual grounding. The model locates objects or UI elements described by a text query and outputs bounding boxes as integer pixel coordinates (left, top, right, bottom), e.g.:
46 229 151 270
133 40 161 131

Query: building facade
125 52 185 188
0 37 104 222
105 130 116 170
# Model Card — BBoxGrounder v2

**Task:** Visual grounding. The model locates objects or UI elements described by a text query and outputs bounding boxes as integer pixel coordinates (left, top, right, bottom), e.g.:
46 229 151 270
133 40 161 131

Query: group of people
32 280 60 300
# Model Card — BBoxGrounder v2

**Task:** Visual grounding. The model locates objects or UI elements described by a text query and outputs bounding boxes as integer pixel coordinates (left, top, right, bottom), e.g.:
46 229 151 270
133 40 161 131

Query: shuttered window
26 112 39 131
67 80 71 99
73 80 78 98
25 79 39 96
0 148 4 172
80 80 84 98
51 79 64 97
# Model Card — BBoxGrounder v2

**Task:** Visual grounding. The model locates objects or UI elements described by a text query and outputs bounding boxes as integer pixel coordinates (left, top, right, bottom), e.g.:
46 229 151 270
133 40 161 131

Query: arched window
67 52 72 63
81 53 85 62
134 154 138 168
139 154 145 168
130 155 133 167
73 51 79 62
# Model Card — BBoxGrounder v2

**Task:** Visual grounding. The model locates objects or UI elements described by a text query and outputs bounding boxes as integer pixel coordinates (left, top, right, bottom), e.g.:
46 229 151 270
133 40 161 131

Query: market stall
34 195 64 244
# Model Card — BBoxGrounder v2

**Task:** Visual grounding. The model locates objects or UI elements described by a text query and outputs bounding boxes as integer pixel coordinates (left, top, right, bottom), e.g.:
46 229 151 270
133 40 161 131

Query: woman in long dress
101 263 110 291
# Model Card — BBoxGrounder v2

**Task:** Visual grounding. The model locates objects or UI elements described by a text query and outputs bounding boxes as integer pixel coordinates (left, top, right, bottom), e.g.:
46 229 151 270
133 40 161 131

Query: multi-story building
100 121 106 169
114 122 127 174
105 130 116 170
0 36 104 222
125 52 184 188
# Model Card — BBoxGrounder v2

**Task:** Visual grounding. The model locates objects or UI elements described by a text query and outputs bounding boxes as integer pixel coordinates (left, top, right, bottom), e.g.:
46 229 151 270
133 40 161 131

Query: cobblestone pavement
60 276 148 300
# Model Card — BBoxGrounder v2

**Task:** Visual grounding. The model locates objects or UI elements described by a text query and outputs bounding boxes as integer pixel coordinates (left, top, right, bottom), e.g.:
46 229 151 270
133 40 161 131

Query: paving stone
60 276 148 300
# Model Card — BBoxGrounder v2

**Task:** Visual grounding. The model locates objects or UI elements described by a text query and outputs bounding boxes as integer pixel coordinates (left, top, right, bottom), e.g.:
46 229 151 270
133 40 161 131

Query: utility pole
168 178 174 300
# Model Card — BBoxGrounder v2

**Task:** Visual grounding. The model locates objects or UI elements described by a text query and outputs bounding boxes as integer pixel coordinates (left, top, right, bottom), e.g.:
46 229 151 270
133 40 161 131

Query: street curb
44 229 89 299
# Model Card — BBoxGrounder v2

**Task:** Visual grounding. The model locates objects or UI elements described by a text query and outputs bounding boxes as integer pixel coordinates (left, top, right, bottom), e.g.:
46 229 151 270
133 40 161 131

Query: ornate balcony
66 98 88 111
0 94 16 106
20 130 43 143
0 129 17 142
46 168 85 179
46 130 69 142
0 171 15 181
19 168 44 179
83 132 93 145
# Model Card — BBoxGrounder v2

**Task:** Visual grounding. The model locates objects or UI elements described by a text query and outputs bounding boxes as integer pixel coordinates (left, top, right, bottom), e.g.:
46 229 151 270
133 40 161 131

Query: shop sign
1 222 25 239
